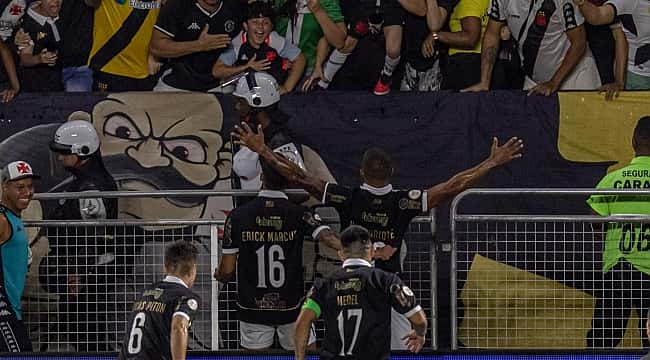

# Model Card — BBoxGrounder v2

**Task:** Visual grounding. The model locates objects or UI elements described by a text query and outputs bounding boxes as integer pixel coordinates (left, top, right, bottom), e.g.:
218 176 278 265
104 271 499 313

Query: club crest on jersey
535 10 547 27
398 198 408 210
187 298 198 311
408 190 421 200
224 20 235 33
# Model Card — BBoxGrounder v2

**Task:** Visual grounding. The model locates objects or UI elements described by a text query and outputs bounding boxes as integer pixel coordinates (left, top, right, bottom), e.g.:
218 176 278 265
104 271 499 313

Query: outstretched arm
232 122 327 198
426 137 524 209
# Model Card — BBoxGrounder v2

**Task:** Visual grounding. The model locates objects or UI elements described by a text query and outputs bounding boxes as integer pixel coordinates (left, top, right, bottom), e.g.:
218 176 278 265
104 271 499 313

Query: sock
318 49 349 89
381 55 401 78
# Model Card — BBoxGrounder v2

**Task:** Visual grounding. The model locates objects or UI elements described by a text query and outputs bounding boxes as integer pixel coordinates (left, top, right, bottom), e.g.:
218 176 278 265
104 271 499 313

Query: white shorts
390 308 412 350
239 321 316 350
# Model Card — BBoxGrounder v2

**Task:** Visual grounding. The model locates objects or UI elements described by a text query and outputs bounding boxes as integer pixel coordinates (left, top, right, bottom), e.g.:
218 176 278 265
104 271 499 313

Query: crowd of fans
0 0 648 102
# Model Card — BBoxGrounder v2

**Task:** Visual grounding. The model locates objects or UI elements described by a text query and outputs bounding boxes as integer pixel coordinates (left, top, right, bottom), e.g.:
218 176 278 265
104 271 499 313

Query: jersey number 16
256 245 286 288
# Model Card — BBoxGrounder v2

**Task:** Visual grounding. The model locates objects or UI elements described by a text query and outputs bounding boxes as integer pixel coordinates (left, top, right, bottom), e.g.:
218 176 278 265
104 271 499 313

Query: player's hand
247 54 272 72
402 330 425 353
421 36 436 58
232 122 266 153
374 244 397 260
461 81 489 92
598 82 623 101
301 66 324 92
527 80 559 96
1 87 18 103
487 136 524 166
39 49 58 66
197 24 231 51
14 29 32 50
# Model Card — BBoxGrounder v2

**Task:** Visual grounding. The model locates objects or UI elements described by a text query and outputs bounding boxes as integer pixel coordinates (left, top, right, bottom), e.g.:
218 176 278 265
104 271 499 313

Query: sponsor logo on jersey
129 0 160 9
187 298 198 311
408 190 421 200
187 22 201 30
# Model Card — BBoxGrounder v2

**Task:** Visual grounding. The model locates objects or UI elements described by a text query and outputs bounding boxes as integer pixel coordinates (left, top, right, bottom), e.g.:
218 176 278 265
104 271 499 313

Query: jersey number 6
127 312 146 354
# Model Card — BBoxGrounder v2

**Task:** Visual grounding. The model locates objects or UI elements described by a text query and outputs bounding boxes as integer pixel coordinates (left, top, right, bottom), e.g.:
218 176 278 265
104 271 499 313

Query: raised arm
316 228 342 251
425 137 524 209
170 315 190 360
232 122 327 198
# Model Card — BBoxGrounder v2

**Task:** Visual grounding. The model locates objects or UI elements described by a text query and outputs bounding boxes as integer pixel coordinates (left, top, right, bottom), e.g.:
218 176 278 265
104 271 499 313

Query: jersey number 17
337 309 363 356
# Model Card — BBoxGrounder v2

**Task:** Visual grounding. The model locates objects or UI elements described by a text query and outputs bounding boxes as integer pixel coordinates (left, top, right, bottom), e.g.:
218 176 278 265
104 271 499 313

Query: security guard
214 158 341 350
294 225 427 360
587 115 650 348
0 160 39 352
40 120 118 351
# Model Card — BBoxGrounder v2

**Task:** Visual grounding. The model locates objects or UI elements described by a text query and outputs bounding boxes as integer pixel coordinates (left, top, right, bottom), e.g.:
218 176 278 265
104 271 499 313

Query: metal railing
21 189 438 352
450 189 650 350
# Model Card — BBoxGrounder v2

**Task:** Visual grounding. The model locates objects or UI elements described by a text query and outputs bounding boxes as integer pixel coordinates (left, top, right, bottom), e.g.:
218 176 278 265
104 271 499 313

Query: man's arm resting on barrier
403 309 427 353
573 0 615 25
425 137 524 209
231 123 327 198
461 19 503 92
213 254 237 283
295 307 317 360
170 315 190 360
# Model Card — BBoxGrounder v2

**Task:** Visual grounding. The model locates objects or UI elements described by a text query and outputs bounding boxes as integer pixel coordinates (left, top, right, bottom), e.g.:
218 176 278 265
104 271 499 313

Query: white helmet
233 72 281 108
50 120 100 156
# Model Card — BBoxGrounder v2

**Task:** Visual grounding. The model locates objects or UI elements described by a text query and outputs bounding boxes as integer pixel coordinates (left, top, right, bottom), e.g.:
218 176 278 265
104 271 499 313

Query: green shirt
274 0 344 70
587 156 650 274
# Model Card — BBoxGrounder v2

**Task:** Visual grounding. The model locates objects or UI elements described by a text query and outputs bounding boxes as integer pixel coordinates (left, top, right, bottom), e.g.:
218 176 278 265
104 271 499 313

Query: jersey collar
342 258 373 268
360 183 393 196
631 156 650 166
27 4 59 26
195 0 223 17
258 190 288 199
164 275 189 288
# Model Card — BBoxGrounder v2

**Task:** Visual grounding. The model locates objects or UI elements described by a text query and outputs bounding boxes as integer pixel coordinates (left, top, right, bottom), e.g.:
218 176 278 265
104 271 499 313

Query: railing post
210 224 220 351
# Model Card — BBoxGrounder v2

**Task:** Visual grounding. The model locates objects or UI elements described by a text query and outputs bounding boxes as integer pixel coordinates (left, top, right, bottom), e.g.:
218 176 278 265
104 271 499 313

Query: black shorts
0 300 32 352
340 0 405 38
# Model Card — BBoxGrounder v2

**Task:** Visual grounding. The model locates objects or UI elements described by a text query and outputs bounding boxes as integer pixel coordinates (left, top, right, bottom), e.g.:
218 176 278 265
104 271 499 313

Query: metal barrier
21 190 438 352
450 189 650 350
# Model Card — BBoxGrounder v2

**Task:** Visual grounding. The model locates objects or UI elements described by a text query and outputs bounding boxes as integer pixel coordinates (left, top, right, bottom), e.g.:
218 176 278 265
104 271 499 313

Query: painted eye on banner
104 113 144 140
163 138 207 164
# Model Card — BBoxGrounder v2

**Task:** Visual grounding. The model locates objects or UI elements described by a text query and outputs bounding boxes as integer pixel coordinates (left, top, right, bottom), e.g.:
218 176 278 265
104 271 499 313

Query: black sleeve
397 189 427 220
387 273 421 317
154 0 181 38
299 209 330 240
221 214 240 254
322 183 353 212
174 293 201 323
305 278 327 315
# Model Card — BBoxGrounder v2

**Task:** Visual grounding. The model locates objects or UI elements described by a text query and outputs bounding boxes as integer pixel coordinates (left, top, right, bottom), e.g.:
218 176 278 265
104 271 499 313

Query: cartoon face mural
72 92 233 220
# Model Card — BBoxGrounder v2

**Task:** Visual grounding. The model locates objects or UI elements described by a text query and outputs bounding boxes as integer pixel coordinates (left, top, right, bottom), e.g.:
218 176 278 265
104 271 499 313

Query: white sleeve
605 0 634 15
560 0 583 31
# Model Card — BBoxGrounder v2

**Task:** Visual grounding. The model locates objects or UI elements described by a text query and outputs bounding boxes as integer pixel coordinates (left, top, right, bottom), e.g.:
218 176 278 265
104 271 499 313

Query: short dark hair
260 157 289 190
246 1 274 21
634 116 650 149
164 241 198 277
361 147 393 181
340 225 372 252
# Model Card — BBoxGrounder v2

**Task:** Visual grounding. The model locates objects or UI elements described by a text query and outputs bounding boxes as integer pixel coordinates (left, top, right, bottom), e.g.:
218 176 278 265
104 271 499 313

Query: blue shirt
0 205 29 320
